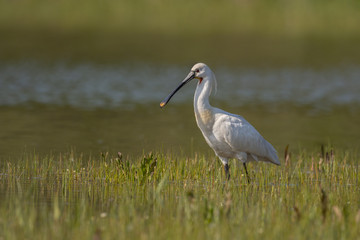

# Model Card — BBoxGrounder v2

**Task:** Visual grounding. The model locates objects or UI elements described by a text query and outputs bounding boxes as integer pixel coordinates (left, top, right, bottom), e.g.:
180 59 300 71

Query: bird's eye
195 69 200 73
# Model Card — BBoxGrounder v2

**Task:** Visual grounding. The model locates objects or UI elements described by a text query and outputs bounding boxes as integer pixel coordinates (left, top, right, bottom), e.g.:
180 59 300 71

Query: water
1 62 360 109
1 62 360 160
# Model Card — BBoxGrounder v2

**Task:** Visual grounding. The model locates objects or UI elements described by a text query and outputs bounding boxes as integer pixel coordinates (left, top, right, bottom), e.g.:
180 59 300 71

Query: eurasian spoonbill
160 63 280 182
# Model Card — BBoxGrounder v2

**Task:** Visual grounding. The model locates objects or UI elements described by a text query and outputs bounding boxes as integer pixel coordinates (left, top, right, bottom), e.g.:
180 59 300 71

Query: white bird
160 63 280 182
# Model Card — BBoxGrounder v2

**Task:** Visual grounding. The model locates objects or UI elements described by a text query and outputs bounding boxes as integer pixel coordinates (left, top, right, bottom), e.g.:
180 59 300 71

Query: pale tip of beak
160 102 166 108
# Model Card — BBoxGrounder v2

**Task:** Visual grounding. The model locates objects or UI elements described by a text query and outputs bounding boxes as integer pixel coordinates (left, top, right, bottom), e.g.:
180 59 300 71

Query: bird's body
160 63 280 181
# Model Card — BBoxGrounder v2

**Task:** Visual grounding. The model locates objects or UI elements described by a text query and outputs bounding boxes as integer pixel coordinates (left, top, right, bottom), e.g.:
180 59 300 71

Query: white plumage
160 63 280 181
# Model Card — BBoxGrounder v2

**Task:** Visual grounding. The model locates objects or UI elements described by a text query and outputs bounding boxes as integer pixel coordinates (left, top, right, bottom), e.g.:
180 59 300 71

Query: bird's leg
243 163 250 183
224 163 230 180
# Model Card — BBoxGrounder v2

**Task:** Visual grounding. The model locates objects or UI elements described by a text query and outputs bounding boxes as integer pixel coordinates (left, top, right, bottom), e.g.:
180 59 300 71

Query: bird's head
190 63 208 83
160 63 217 108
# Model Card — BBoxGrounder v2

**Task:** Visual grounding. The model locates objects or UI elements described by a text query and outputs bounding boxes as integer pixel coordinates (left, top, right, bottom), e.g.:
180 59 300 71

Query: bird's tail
253 139 280 165
266 143 280 165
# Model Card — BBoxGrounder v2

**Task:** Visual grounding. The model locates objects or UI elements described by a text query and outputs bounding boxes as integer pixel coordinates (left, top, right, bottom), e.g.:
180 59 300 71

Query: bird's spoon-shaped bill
160 71 195 108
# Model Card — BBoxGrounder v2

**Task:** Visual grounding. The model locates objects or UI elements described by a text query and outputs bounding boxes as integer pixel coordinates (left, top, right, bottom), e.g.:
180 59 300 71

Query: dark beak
160 71 195 108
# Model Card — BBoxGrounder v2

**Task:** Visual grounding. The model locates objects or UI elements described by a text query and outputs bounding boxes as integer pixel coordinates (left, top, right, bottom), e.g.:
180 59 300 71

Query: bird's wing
213 111 280 165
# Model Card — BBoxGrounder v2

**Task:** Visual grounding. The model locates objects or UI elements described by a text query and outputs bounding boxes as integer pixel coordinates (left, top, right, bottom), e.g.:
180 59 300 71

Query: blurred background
1 0 360 160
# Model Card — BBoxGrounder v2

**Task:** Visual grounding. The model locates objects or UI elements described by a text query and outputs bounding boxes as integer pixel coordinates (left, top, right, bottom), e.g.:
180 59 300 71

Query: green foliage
0 149 360 239
139 152 157 184
1 0 360 36
0 0 360 65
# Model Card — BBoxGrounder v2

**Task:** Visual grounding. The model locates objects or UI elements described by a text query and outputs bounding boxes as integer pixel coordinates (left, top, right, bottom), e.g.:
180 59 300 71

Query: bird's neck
194 79 214 128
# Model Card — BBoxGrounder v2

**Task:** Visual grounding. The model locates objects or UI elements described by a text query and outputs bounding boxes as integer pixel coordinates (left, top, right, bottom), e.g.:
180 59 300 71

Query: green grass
1 148 359 239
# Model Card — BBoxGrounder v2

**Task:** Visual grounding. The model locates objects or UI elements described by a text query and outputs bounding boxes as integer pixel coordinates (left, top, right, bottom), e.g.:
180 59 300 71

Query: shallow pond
0 62 359 160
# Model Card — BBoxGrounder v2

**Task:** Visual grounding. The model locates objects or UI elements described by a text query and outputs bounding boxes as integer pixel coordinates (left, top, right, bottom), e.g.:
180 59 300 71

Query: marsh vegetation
1 149 359 239
1 0 360 239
